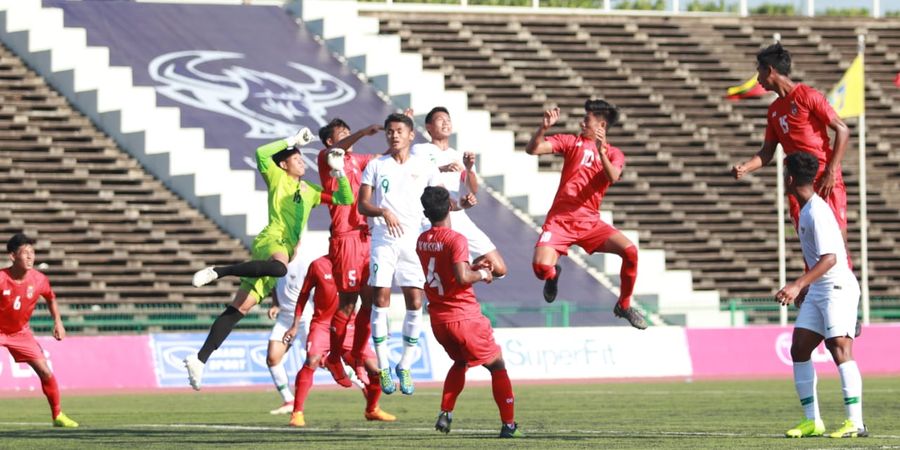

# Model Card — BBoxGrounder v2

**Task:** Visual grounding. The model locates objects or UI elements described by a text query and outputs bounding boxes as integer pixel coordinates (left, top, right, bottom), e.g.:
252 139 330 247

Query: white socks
398 308 423 370
838 360 864 428
268 360 294 403
371 306 391 370
793 360 820 420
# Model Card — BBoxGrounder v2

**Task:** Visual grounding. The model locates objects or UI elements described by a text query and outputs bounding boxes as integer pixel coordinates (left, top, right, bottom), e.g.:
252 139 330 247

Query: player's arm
776 253 836 306
462 152 478 195
331 124 382 150
819 116 850 198
597 126 622 182
452 261 493 285
359 183 403 237
525 107 560 155
732 140 778 179
284 268 315 344
256 128 314 176
44 294 65 341
268 288 280 320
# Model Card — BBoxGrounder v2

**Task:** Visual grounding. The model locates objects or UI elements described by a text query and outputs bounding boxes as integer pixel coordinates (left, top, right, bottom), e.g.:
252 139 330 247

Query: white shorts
369 232 425 288
448 210 496 260
269 311 309 349
795 280 860 340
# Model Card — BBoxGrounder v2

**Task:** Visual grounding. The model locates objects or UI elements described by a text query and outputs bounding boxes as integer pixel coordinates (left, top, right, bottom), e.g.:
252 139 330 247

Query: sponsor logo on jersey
790 101 798 116
148 50 356 139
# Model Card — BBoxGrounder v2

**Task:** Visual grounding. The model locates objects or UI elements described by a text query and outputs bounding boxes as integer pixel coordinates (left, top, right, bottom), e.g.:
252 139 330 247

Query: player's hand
282 326 298 345
403 108 414 119
382 208 404 237
816 168 836 198
795 286 809 308
52 320 66 341
731 163 749 180
596 124 609 157
461 192 477 209
439 161 464 172
288 128 315 148
477 268 493 284
775 281 803 306
463 152 476 171
362 124 383 136
542 107 560 130
327 148 346 176
268 305 279 320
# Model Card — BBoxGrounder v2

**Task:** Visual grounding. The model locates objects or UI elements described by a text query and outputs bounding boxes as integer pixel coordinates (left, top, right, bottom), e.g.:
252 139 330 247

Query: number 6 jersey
0 268 54 334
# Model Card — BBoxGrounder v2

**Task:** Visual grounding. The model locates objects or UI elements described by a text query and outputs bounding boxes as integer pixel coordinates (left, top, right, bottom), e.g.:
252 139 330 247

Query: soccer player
282 255 395 427
777 152 866 439
358 113 441 395
1 233 78 427
411 107 507 278
185 128 353 390
316 119 381 387
732 43 851 251
525 100 648 330
265 256 311 415
416 187 520 439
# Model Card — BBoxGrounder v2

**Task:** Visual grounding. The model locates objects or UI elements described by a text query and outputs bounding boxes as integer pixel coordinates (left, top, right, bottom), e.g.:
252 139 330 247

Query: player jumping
282 255 395 427
1 233 78 427
358 113 442 394
525 100 648 329
416 187 521 439
777 152 866 439
186 129 353 390
265 256 311 415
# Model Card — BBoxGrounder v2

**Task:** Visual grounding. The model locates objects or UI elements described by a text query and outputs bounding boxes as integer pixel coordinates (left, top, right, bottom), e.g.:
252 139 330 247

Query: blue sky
744 0 900 13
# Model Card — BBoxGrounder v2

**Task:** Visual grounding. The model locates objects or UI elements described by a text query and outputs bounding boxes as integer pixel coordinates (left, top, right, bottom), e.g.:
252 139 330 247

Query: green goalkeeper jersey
255 139 353 249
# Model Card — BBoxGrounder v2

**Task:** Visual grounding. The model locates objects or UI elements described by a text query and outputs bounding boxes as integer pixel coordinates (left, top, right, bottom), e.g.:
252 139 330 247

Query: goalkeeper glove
327 148 346 178
286 128 314 148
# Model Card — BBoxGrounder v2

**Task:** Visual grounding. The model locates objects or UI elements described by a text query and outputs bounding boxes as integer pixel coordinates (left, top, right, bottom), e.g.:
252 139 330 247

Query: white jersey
273 256 310 315
411 143 472 202
798 195 856 294
361 152 439 240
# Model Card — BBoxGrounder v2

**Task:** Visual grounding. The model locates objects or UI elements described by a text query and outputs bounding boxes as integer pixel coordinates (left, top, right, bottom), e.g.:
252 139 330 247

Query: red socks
328 312 350 364
40 374 61 419
351 305 372 362
363 369 382 413
532 263 557 281
617 245 638 309
440 364 468 412
292 365 315 413
491 369 515 424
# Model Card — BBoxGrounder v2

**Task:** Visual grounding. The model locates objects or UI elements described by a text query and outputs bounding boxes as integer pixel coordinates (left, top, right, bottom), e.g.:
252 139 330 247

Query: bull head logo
148 50 356 139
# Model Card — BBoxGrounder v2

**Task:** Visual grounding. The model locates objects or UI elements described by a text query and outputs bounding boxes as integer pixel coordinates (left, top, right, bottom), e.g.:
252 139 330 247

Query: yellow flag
827 55 864 118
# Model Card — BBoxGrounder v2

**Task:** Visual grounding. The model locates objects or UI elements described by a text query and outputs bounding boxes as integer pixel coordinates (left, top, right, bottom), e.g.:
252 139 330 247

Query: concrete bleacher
354 9 900 312
0 43 255 331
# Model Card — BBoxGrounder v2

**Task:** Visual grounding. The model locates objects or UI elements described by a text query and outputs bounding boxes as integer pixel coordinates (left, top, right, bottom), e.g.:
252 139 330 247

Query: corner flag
827 55 864 118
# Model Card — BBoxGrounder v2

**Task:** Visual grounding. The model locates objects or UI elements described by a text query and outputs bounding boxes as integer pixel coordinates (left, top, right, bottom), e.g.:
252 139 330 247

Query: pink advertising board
687 324 900 378
0 334 157 391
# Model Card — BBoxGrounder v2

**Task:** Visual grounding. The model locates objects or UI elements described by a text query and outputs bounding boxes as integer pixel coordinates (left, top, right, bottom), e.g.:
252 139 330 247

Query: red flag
894 72 900 88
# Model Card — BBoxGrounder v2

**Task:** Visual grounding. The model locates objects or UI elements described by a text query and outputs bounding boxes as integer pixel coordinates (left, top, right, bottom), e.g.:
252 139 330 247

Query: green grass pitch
1 377 898 449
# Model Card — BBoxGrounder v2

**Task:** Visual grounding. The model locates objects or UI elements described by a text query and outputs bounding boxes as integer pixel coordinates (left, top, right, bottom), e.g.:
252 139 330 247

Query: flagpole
857 34 870 325
777 144 787 326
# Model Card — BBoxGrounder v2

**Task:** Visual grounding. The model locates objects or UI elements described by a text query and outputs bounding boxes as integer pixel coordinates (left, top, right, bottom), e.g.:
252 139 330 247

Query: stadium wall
3 325 899 391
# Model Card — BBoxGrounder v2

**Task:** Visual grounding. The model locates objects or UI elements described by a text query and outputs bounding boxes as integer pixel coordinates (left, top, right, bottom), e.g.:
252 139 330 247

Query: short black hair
384 113 414 130
7 233 35 253
318 118 350 145
425 107 450 125
785 152 819 186
757 43 791 76
584 99 619 127
421 186 451 223
272 148 299 166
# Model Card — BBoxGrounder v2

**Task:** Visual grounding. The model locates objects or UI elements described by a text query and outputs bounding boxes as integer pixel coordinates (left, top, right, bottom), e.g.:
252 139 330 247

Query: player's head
581 99 619 139
421 186 451 224
756 43 791 90
273 148 306 178
785 151 819 192
318 118 351 148
424 107 452 141
384 113 415 154
7 233 35 270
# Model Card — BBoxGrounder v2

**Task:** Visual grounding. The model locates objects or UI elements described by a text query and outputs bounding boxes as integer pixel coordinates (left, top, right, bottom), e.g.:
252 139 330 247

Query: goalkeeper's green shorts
239 233 295 302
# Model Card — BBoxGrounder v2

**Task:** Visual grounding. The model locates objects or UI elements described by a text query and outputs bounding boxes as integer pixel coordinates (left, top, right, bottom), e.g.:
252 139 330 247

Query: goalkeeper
185 128 354 390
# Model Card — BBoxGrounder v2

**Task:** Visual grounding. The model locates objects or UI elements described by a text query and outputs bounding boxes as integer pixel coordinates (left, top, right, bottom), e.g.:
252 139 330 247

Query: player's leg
186 287 260 390
326 234 362 378
533 222 571 303
823 285 866 438
591 230 648 330
192 248 289 287
786 324 826 438
290 320 330 427
11 332 77 427
396 285 425 395
266 336 294 414
483 356 519 438
351 328 395 422
436 360 467 434
369 239 398 393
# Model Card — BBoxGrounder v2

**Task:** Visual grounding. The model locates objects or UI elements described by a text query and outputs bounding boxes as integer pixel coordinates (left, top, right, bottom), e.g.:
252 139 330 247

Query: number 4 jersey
416 226 482 325
0 268 55 334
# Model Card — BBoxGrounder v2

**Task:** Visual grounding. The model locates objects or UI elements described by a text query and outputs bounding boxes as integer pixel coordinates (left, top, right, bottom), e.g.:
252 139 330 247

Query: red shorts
305 321 331 357
789 182 848 230
535 217 619 255
432 316 501 367
0 327 45 363
329 232 370 294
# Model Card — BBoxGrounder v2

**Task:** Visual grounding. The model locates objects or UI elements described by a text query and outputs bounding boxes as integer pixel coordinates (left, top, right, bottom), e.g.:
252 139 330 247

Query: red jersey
764 83 842 182
416 226 481 325
318 150 375 236
0 268 54 334
545 134 625 222
295 255 338 321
